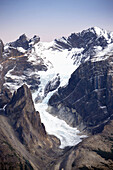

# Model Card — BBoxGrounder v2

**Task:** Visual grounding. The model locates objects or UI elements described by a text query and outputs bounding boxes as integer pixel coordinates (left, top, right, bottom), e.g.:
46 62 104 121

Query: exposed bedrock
48 55 113 134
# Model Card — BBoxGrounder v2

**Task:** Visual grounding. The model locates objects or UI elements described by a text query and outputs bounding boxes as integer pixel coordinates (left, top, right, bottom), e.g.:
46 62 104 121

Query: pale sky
0 0 113 43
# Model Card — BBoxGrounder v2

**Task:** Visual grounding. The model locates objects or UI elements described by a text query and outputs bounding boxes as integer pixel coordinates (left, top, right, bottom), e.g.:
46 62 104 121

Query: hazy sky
0 0 113 43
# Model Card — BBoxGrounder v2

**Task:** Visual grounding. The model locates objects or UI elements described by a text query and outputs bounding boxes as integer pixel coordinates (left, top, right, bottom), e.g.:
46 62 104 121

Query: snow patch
17 47 26 53
91 27 110 42
91 43 113 62
0 64 3 71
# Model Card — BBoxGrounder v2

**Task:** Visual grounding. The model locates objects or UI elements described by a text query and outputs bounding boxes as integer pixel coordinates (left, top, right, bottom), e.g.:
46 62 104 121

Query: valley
0 27 113 169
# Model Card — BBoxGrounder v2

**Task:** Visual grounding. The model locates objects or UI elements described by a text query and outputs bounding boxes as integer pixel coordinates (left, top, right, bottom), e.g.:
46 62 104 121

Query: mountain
48 53 113 134
0 26 113 169
52 120 113 170
0 39 4 59
1 27 113 96
0 84 62 169
55 27 113 49
7 34 40 50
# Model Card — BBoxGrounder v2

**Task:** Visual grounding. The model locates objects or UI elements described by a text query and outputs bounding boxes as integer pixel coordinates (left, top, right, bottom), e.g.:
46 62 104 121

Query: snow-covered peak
89 26 104 35
54 27 113 51
89 27 111 41
78 26 113 44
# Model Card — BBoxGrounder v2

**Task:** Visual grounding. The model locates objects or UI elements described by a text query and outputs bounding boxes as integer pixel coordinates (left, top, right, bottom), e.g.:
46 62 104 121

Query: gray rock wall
0 39 4 59
48 55 113 134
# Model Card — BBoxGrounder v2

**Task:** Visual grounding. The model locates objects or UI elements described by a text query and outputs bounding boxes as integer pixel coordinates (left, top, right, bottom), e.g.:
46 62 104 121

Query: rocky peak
29 35 40 46
55 27 113 50
0 39 4 59
5 84 47 147
8 34 29 50
19 34 29 42
6 84 34 116
7 34 40 50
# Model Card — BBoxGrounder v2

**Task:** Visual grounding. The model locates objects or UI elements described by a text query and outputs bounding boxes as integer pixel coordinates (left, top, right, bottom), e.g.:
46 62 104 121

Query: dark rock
44 74 60 97
9 34 29 50
0 130 34 170
0 39 4 59
1 53 46 93
29 35 40 46
55 27 110 50
55 38 71 49
48 55 113 134
54 27 112 61
0 85 62 170
0 87 12 108
5 84 47 147
8 34 40 50
51 120 113 170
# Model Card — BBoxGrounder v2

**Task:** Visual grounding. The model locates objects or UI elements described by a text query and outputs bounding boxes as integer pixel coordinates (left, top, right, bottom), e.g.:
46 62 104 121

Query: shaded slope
48 54 113 134
0 84 62 170
51 120 113 170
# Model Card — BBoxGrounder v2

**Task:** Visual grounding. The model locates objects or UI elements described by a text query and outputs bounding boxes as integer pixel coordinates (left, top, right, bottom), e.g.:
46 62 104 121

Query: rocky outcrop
48 55 113 134
9 34 29 50
0 51 47 92
55 27 113 50
0 84 62 170
54 27 113 63
0 84 113 169
8 34 40 50
1 27 113 169
4 46 24 58
0 117 34 170
29 35 40 46
5 84 47 148
44 74 60 97
51 120 113 170
0 87 12 108
0 39 4 59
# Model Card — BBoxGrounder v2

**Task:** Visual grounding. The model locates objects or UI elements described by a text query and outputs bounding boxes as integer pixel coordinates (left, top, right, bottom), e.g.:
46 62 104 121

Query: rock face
0 84 61 170
0 87 12 108
29 35 40 46
4 46 24 58
0 27 113 169
9 34 30 50
52 120 113 170
0 39 4 59
54 27 113 63
0 84 113 169
44 74 60 97
5 84 47 148
8 34 40 50
0 51 47 93
48 55 113 134
55 27 113 50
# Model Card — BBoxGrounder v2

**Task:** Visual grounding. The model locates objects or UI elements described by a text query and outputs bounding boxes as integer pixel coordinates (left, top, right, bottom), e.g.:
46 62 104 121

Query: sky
0 0 113 43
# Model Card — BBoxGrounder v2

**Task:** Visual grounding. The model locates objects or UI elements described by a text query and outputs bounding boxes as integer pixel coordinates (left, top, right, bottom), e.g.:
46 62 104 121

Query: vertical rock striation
48 55 113 134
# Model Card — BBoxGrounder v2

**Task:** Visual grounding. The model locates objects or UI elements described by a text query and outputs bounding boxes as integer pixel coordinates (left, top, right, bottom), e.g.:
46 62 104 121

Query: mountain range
0 27 113 169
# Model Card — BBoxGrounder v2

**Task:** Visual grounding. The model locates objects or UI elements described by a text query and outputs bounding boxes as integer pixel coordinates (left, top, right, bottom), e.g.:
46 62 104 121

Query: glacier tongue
4 29 113 148
32 58 87 148
33 90 87 149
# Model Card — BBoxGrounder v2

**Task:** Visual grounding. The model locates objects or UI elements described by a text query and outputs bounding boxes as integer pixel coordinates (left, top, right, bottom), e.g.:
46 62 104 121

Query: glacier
3 26 113 148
